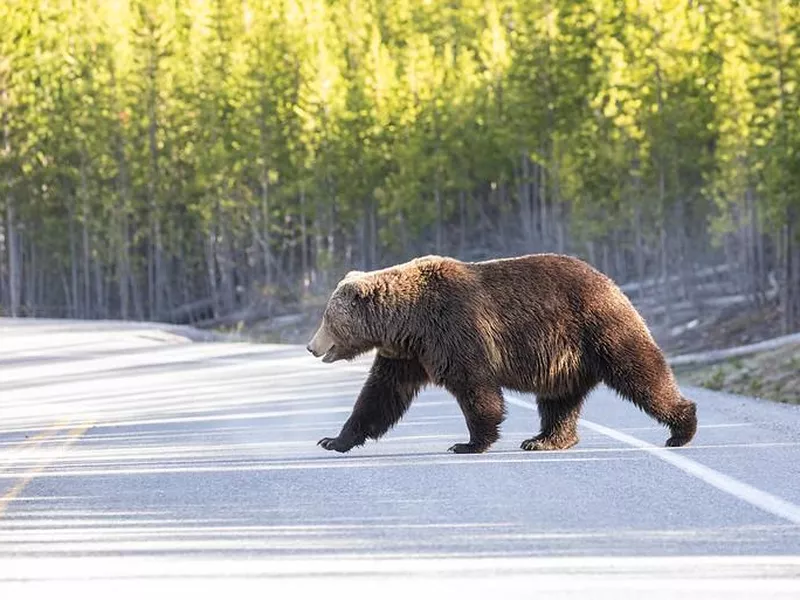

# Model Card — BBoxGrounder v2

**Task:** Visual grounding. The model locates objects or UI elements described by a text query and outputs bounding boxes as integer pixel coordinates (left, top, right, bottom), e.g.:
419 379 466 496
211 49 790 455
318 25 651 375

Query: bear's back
461 253 643 395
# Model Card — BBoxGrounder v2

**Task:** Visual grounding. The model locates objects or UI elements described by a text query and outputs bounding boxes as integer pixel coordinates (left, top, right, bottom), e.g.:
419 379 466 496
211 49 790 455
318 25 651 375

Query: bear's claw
447 442 485 454
317 437 353 453
665 435 692 447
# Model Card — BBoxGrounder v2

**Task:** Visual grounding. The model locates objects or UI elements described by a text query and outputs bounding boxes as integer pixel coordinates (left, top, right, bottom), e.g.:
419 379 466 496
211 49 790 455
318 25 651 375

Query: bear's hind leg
613 382 697 447
520 390 588 451
601 346 698 447
446 383 506 454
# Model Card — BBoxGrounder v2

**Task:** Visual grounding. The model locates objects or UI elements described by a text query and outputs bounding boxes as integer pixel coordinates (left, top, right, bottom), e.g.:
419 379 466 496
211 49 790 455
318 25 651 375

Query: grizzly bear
306 253 697 454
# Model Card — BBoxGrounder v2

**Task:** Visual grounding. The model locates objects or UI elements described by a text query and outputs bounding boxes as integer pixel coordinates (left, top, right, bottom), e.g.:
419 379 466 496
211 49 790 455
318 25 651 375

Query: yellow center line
11 419 73 447
0 419 72 471
0 421 93 517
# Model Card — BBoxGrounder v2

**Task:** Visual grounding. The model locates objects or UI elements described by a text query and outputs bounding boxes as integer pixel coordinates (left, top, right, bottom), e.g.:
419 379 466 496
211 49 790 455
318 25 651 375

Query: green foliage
1 0 800 322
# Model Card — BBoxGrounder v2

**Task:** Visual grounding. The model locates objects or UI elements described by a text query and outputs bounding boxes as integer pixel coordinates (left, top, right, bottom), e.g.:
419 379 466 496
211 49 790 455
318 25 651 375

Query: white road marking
619 423 750 431
506 394 800 525
1 555 800 600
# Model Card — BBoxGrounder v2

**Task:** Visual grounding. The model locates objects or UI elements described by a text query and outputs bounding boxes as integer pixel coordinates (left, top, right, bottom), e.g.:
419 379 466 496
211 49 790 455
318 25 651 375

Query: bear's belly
498 346 588 397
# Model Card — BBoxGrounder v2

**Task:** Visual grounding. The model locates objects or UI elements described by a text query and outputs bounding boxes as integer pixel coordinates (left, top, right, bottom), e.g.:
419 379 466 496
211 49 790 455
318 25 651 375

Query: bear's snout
307 325 336 360
306 339 325 357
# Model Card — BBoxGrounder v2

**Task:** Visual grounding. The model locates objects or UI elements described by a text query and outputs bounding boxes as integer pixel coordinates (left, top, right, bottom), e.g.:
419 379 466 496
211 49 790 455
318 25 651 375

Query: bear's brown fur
307 253 697 454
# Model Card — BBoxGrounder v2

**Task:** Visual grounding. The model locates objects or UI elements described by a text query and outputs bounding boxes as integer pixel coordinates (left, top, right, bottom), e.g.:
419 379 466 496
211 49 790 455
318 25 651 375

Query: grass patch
675 342 800 405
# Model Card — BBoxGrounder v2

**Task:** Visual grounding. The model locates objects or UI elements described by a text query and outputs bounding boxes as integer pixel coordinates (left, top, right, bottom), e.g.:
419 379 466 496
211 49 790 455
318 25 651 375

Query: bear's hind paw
665 435 692 447
520 435 578 451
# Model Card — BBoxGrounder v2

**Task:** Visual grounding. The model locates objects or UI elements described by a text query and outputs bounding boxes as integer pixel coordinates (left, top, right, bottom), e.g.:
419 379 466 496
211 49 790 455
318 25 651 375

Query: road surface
1 317 800 598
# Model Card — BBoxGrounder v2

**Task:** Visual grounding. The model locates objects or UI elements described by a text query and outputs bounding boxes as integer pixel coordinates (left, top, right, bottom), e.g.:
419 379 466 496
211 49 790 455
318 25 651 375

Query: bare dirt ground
659 301 787 356
658 299 799 405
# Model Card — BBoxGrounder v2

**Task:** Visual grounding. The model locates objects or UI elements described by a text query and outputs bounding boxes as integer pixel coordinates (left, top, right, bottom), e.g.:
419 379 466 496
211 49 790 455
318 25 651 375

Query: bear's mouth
321 346 338 363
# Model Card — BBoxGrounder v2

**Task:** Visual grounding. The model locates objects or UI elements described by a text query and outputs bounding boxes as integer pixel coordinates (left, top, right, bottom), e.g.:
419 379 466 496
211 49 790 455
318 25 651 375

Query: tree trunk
531 162 540 250
496 182 508 252
435 186 443 255
109 54 136 321
327 184 337 274
147 220 155 320
747 187 767 305
0 209 5 313
154 219 165 318
675 196 689 304
793 214 800 333
459 189 467 258
360 197 377 270
5 200 18 317
118 212 130 320
206 227 219 318
61 271 71 317
757 227 768 303
81 162 91 318
601 240 611 276
147 217 156 319
399 210 409 258
300 187 308 290
370 195 378 266
131 246 145 322
69 200 79 318
660 218 671 327
37 245 46 314
614 230 626 281
311 203 324 290
519 151 532 248
225 222 236 311
539 147 548 250
218 215 235 314
553 150 566 255
1 85 8 314
95 252 105 318
261 174 272 286
26 233 35 315
655 53 672 327
783 206 798 333
163 224 174 316
634 202 646 301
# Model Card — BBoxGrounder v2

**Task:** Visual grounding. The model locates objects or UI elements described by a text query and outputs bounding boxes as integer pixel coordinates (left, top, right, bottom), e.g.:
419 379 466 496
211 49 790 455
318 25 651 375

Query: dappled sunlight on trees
0 0 798 333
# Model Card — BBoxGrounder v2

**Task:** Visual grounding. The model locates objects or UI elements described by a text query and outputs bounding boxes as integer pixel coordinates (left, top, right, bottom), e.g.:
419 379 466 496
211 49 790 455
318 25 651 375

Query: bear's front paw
447 442 485 454
317 436 354 453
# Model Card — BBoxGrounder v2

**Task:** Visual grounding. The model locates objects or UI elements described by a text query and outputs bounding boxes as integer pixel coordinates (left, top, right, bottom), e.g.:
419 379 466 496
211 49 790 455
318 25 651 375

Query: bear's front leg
318 355 429 453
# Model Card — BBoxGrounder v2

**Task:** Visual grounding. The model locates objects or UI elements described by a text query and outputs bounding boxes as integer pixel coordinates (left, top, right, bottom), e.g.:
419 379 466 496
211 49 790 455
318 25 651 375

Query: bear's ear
345 280 369 306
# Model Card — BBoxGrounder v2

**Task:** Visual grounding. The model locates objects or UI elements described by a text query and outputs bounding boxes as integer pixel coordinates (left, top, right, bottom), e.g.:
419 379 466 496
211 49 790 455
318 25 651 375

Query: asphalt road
1 317 800 598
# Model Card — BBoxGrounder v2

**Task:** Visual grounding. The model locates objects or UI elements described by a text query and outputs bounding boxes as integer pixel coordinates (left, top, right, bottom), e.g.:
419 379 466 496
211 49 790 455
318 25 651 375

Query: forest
1 0 799 340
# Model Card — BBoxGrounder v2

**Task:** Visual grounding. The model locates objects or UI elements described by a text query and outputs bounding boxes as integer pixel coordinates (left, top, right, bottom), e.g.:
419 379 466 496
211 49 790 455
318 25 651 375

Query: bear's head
306 265 427 363
306 270 380 363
